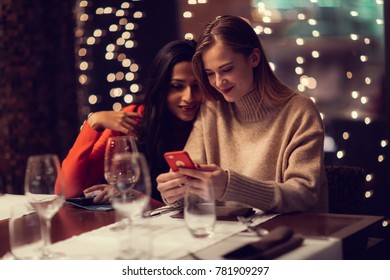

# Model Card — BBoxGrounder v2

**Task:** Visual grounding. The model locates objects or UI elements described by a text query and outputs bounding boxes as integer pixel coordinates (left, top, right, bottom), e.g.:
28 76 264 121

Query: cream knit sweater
184 90 328 213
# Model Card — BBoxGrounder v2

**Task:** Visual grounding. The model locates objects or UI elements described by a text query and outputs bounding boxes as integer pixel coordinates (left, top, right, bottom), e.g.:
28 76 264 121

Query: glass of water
184 184 216 238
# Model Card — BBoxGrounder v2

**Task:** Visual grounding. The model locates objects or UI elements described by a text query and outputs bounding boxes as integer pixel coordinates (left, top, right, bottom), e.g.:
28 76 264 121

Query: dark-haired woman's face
167 61 203 122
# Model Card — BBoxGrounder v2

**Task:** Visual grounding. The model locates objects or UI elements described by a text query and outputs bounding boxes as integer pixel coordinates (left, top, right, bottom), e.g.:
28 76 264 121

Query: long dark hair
193 15 294 111
137 39 197 168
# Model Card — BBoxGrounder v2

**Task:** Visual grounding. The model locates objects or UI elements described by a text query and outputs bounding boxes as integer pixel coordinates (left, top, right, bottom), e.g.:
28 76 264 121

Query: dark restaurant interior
1 0 390 253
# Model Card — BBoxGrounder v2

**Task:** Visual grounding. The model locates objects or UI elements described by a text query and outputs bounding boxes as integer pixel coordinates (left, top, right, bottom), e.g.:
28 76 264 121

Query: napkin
170 206 254 221
223 226 304 259
65 197 113 212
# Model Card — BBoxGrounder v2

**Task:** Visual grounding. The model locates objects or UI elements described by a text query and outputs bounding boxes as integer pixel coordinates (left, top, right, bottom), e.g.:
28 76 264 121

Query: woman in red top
58 39 203 203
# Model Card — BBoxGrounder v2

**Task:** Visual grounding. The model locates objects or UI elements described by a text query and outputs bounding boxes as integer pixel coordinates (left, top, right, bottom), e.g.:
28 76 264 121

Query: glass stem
40 217 52 257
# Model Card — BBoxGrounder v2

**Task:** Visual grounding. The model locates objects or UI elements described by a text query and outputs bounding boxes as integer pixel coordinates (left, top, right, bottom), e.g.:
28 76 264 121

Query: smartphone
164 150 196 172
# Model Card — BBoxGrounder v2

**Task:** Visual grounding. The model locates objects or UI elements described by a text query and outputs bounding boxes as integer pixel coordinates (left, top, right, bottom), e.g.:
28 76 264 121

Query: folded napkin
170 206 254 221
65 197 113 212
223 226 304 259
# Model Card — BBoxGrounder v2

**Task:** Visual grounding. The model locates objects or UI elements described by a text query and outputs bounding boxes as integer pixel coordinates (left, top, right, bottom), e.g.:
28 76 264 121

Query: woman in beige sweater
157 15 328 213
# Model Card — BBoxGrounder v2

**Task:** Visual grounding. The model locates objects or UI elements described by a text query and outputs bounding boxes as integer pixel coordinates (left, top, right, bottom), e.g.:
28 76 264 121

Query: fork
237 211 269 237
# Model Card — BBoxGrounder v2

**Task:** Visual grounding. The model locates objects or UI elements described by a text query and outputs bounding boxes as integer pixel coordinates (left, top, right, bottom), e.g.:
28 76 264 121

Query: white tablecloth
0 194 28 221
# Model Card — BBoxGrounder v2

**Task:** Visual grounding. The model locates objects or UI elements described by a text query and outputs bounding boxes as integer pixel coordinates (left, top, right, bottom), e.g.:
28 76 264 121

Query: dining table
0 194 385 260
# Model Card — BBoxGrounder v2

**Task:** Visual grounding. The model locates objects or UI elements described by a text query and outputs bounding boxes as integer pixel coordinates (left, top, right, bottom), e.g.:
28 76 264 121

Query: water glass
184 185 216 238
9 203 43 259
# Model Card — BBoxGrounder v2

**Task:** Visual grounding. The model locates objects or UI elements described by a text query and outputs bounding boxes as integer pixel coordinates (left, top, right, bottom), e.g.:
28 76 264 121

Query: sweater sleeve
57 105 142 198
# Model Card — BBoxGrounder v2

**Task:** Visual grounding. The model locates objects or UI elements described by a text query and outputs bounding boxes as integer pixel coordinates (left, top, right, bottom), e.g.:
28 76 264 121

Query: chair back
325 165 366 214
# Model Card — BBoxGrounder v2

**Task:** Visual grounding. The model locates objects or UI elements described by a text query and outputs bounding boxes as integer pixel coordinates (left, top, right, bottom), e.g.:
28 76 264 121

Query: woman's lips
178 104 198 113
220 86 233 95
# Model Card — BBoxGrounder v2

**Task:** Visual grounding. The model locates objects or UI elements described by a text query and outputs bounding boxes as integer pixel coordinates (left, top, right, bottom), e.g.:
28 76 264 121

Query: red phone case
164 151 195 172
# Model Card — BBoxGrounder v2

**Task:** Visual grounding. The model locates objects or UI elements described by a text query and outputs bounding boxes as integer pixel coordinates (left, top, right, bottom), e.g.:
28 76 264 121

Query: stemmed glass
104 135 138 186
110 152 152 259
24 154 65 259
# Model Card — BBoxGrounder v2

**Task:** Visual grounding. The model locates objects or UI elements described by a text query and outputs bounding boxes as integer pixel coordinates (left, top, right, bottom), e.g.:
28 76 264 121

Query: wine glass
104 135 138 186
24 154 65 259
110 152 152 258
184 184 216 238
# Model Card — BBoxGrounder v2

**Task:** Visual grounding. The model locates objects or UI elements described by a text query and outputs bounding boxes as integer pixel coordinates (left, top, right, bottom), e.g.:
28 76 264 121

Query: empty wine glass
184 184 216 238
110 153 152 259
24 154 65 259
104 135 138 186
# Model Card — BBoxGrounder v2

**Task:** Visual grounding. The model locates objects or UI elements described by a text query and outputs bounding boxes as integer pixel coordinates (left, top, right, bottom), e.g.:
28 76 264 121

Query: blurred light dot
80 1 88 8
254 26 263 34
122 31 131 39
366 174 373 182
364 117 371 124
79 74 87 85
312 51 320 58
365 190 373 198
312 30 320 37
121 2 130 9
80 14 89 22
116 10 125 17
86 37 96 45
308 19 317 25
105 52 114 60
130 84 140 93
351 91 359 99
360 55 368 62
116 38 125 45
295 67 303 75
117 53 126 62
264 27 272 34
269 62 275 71
104 7 113 14
78 48 87 57
124 94 134 103
380 140 388 147
119 18 128 25
296 38 304 45
296 57 304 64
364 38 371 44
109 25 118 32
351 111 358 119
125 23 135 30
122 59 131 67
133 11 143 18
113 102 123 111
106 44 115 52
382 220 389 227
93 29 102 37
378 155 384 162
297 84 305 92
342 132 349 140
297 13 306 20
350 34 359 40
107 73 115 82
96 8 103 15
125 40 135 48
88 95 97 105
184 33 194 40
116 72 124 81
125 72 135 81
350 11 358 17
365 77 371 85
130 64 139 72
183 11 192 18
336 150 345 159
346 71 353 79
360 96 368 104
79 61 88 71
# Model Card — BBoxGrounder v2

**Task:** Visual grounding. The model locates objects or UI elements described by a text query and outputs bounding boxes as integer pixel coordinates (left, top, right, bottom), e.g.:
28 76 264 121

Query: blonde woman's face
202 40 259 102
167 61 203 121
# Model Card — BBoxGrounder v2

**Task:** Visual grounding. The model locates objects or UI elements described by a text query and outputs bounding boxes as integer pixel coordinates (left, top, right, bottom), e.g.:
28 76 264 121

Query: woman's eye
170 84 184 90
222 67 232 73
205 72 214 77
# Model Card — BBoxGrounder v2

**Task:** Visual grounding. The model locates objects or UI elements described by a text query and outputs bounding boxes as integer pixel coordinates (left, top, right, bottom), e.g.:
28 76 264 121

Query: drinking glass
24 154 65 259
104 135 138 186
9 203 43 259
110 152 152 258
184 184 216 238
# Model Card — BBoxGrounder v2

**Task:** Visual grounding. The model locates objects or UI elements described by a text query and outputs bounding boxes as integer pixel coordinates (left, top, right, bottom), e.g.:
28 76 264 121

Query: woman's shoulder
286 93 320 112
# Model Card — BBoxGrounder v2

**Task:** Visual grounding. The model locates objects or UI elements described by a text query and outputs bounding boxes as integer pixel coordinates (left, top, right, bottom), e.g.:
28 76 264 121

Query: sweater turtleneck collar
232 89 272 122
